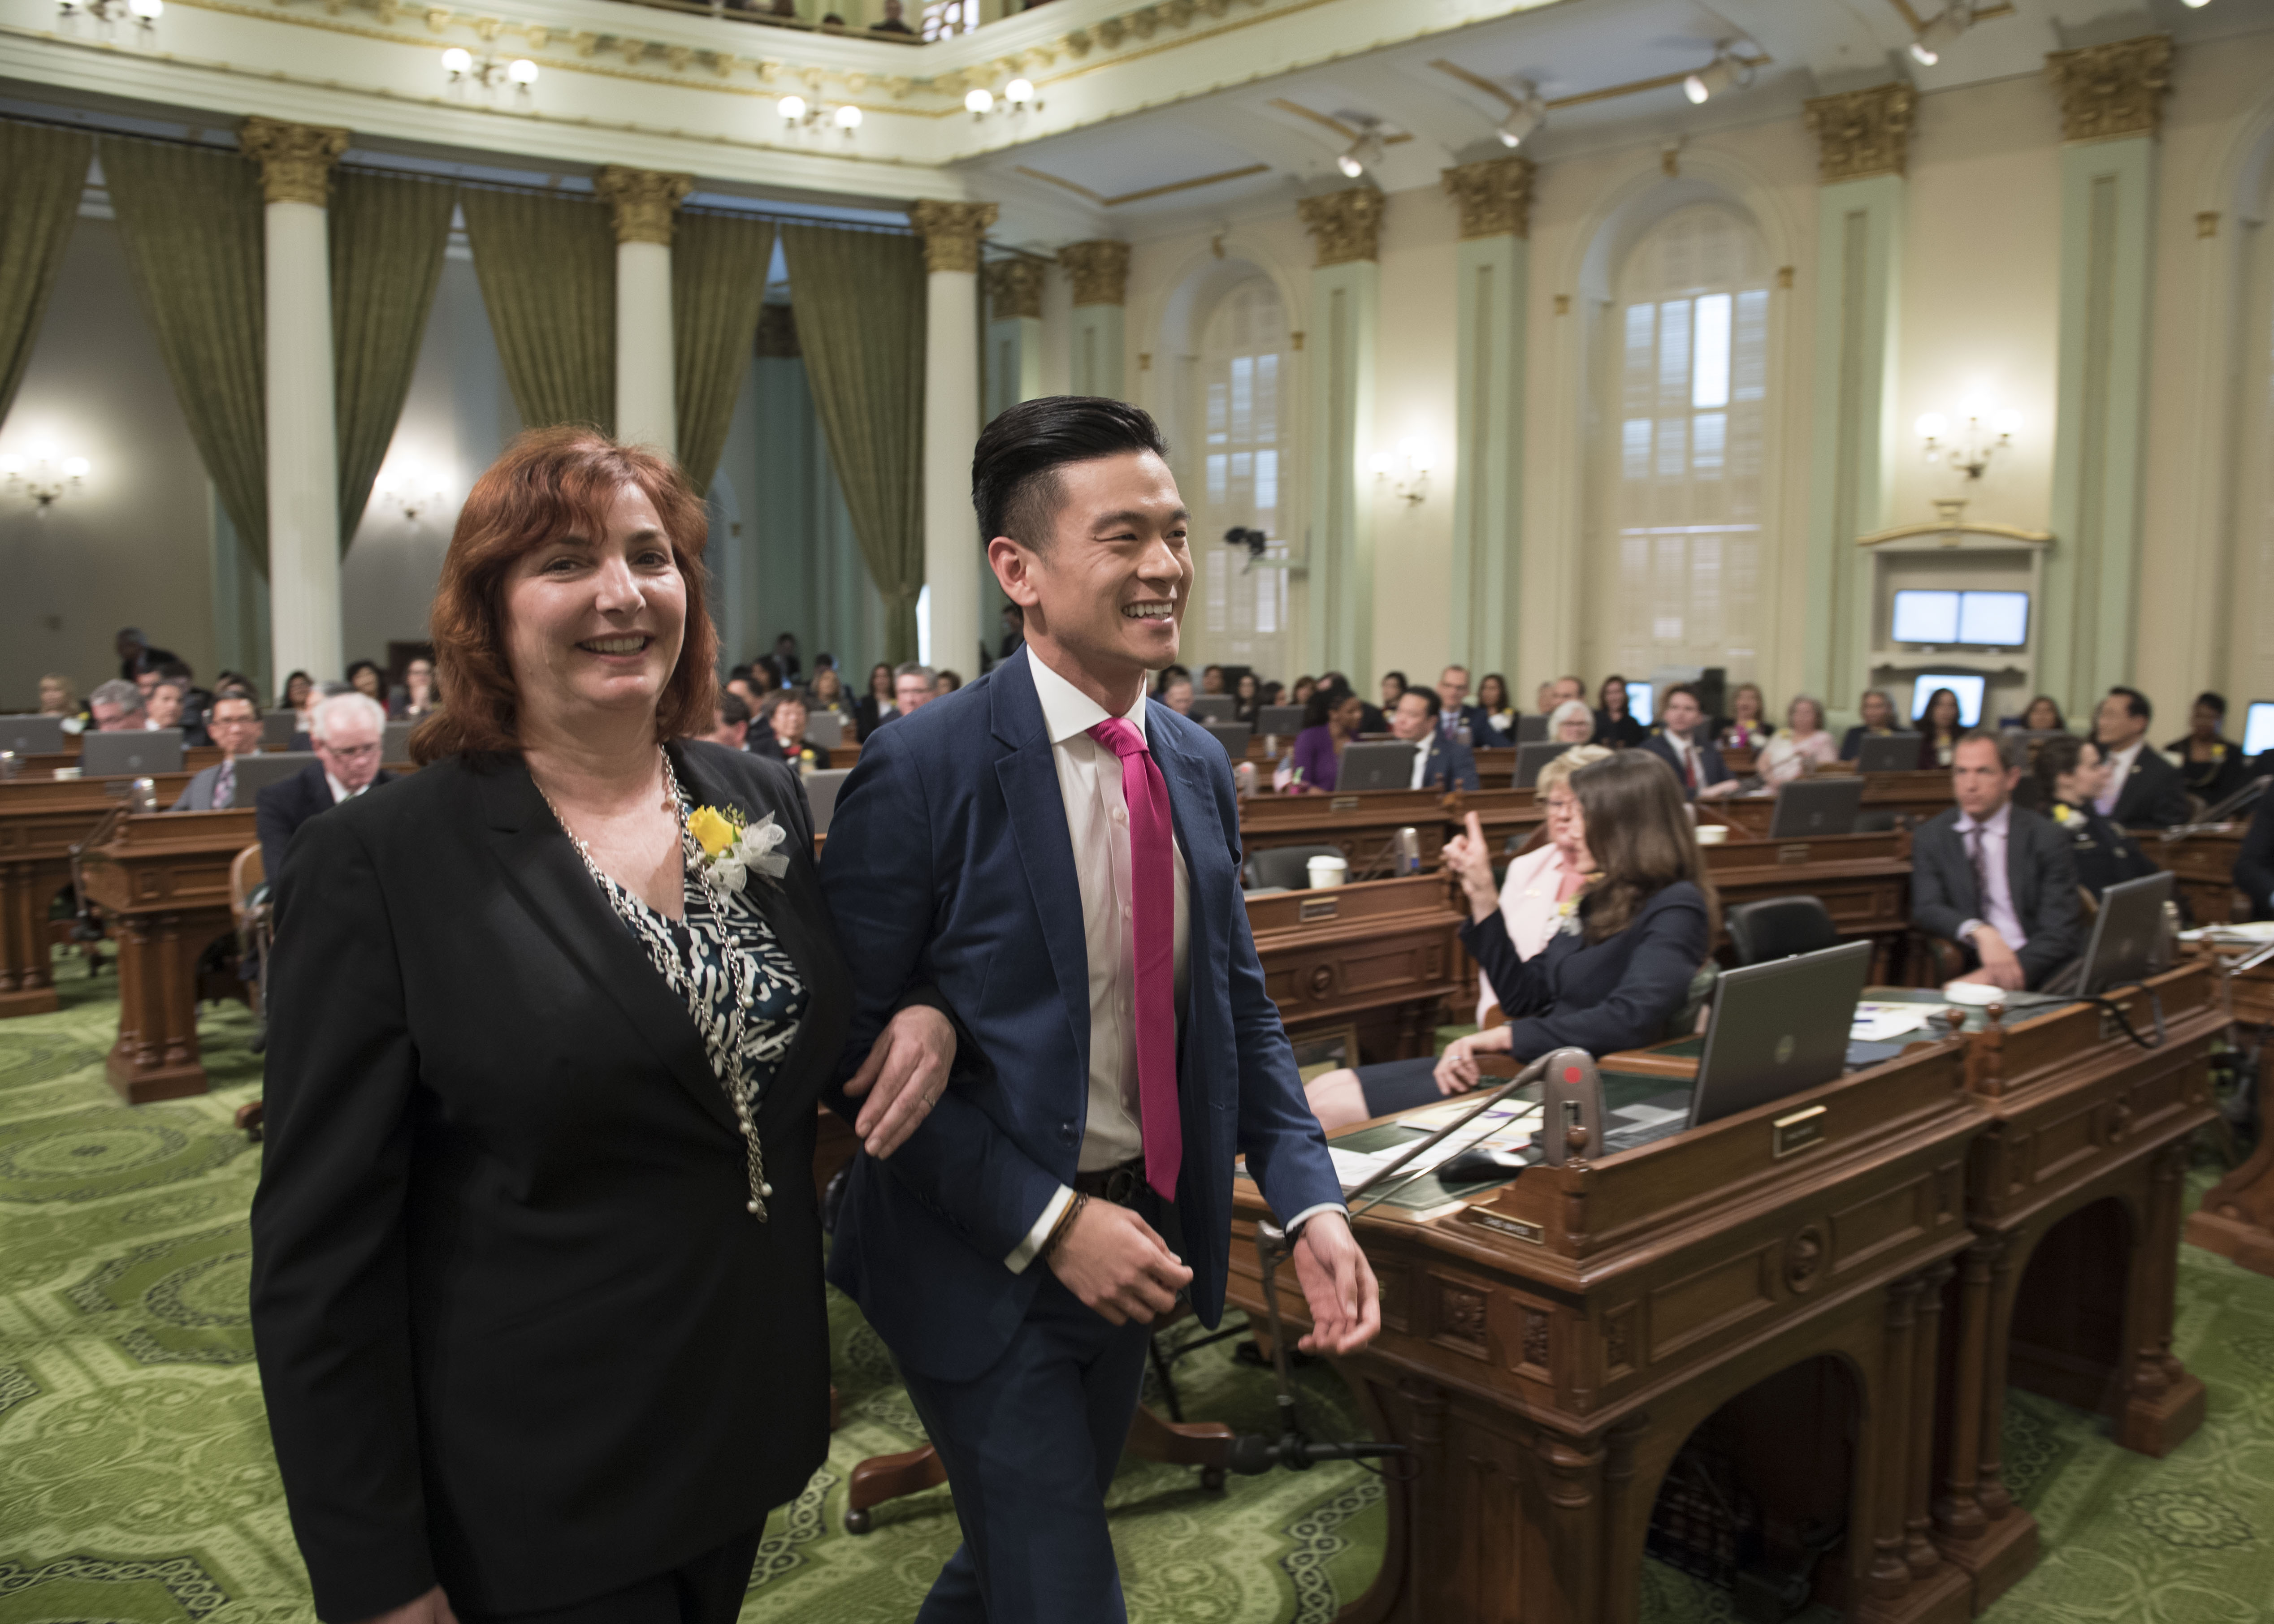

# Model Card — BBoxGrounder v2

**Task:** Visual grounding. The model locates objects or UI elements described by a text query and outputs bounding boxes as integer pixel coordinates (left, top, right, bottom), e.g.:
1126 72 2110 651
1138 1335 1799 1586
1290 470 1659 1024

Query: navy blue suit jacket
1417 733 1481 792
819 648 1344 1382
1639 730 1731 800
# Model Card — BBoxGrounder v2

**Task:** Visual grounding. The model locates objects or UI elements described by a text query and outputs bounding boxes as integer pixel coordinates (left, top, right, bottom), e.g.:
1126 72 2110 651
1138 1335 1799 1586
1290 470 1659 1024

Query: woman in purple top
1290 690 1366 791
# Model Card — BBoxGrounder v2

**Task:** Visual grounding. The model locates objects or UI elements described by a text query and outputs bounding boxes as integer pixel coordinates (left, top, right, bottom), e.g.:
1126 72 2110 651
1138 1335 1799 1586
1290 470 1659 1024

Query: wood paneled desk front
2140 827 2245 925
1698 832 1914 981
1247 874 1465 1064
1240 790 1451 874
2186 944 2274 1279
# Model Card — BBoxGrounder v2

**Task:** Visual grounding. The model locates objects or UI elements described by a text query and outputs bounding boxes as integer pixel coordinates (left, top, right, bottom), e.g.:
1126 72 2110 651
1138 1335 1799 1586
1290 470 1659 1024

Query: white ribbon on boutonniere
687 805 792 896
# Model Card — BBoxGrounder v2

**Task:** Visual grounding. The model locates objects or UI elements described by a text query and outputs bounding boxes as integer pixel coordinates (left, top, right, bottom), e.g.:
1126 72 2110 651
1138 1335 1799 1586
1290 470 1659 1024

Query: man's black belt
1072 1159 1148 1206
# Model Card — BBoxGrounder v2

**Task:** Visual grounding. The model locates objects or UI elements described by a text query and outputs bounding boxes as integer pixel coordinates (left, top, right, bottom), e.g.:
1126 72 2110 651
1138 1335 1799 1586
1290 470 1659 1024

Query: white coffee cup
51 766 82 781
1695 825 1729 845
1306 854 1349 889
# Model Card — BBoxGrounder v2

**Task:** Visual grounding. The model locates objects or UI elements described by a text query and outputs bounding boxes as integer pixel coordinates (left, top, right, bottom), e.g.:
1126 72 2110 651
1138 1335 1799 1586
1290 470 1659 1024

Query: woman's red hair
411 428 718 765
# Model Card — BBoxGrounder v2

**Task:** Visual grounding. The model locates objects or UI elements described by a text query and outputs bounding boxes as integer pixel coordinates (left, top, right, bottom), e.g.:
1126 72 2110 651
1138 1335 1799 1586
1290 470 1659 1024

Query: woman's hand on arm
843 1003 955 1158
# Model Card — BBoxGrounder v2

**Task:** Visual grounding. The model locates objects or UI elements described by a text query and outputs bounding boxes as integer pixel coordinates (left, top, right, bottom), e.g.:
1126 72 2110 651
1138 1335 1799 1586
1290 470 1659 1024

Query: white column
1058 241 1131 401
598 168 691 452
910 200 996 679
1296 189 1385 683
240 118 347 686
1442 158 1533 676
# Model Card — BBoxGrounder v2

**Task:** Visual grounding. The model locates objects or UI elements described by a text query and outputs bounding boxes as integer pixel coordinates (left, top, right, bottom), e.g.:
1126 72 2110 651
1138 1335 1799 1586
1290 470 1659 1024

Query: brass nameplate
1467 1211 1544 1244
1330 795 1360 812
1298 898 1339 922
1776 843 1811 865
1772 1104 1828 1159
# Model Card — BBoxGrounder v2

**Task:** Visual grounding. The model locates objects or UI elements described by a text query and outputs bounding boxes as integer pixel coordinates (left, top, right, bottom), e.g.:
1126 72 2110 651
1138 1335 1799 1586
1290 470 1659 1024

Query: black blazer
1638 730 1731 799
2167 737 2245 806
1910 804 2085 987
2044 800 2159 901
255 760 398 884
2236 789 2274 921
249 743 850 1622
2105 743 2191 829
1460 881 1710 1062
1594 709 1647 750
853 694 889 739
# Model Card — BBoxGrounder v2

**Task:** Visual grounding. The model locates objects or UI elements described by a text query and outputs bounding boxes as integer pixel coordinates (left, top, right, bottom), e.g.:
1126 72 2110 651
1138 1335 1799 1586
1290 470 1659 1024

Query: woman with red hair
250 429 952 1624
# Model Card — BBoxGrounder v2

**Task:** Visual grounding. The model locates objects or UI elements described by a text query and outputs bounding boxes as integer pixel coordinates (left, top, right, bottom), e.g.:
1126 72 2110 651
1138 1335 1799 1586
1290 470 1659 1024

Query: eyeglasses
320 742 382 762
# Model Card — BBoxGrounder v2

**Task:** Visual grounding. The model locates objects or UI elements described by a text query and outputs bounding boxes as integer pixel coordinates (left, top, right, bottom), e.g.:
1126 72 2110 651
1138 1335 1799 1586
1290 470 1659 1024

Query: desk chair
1243 842 1347 890
1725 898 1839 967
1853 809 1900 834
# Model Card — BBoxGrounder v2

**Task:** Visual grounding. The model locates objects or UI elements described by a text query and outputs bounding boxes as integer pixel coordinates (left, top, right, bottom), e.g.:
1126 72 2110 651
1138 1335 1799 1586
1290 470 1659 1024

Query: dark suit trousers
903 1259 1155 1623
455 1524 763 1624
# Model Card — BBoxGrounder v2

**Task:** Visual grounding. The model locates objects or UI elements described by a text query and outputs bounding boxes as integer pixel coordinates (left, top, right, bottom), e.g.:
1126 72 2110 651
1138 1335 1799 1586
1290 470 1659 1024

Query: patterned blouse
552 771 807 1219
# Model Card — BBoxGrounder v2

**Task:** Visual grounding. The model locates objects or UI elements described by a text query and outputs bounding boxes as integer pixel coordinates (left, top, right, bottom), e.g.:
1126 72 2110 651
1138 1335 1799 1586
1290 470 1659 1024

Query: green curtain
101 135 269 564
780 225 927 663
460 186 614 433
331 170 455 546
0 122 91 431
672 210 773 495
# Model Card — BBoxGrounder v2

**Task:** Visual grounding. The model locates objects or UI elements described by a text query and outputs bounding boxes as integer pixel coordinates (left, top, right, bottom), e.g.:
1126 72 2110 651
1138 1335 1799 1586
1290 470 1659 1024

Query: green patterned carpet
3 950 2271 1624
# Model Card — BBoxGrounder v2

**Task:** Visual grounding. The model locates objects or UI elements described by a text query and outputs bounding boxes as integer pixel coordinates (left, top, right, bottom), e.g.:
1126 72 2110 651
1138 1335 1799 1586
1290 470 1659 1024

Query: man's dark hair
2195 691 2227 717
972 396 1172 549
211 687 260 716
2108 685 2152 725
1403 687 1442 717
1955 727 2022 772
156 658 193 681
718 692 751 727
1662 682 1701 709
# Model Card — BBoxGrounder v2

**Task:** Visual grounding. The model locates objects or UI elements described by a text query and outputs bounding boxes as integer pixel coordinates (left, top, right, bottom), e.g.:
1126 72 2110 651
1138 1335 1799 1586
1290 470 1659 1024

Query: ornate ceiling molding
908 200 999 273
1057 240 1131 306
1297 186 1384 267
2044 34 2172 144
1802 82 1915 183
237 116 349 206
1441 155 1533 241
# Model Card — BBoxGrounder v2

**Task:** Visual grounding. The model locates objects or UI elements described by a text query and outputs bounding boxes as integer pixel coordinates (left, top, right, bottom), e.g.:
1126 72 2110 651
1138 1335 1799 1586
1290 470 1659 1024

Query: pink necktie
1089 717 1182 1200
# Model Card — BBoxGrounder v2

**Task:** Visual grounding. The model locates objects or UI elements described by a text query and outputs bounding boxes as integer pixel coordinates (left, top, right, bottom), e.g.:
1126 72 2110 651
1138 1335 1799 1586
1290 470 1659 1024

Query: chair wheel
1201 1467 1226 1492
844 1507 872 1535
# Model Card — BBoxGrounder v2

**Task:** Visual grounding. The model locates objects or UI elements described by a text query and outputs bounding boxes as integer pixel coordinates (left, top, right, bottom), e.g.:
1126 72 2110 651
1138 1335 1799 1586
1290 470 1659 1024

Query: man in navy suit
820 397 1377 1623
1433 664 1500 747
1640 683 1738 801
1390 687 1480 790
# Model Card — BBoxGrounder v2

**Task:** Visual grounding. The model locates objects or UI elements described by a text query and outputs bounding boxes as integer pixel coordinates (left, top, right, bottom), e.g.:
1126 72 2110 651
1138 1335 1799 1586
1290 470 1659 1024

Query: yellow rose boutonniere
2052 803 2078 827
686 805 791 895
689 804 738 858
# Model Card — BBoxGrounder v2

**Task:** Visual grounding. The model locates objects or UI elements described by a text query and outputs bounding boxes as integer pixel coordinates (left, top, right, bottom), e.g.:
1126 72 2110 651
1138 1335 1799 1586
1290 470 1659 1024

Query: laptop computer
803 768 852 837
80 729 184 777
381 721 416 763
229 752 320 804
1513 740 1569 790
1201 721 1252 760
0 715 66 755
1855 732 1923 774
2074 869 2175 995
1189 694 1238 721
1515 713 1551 745
803 710 846 749
1768 777 1865 838
261 712 302 750
1599 941 1872 1154
1256 705 1306 737
1334 740 1419 792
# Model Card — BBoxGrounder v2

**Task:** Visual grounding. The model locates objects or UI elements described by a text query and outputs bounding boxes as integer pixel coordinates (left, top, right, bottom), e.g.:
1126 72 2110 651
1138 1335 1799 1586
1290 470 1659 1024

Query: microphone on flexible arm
1228 1046 1598 1477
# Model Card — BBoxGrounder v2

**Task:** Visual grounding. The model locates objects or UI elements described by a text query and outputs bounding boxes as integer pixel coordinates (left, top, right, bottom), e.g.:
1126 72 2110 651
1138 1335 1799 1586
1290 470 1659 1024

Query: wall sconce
57 0 161 41
779 95 863 134
442 47 537 102
1915 400 2020 481
2 451 91 512
1369 437 1433 505
375 466 446 523
965 78 1042 121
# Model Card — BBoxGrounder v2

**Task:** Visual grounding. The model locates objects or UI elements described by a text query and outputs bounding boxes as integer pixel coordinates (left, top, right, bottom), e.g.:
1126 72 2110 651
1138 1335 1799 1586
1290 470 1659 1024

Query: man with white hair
256 691 396 881
87 678 147 732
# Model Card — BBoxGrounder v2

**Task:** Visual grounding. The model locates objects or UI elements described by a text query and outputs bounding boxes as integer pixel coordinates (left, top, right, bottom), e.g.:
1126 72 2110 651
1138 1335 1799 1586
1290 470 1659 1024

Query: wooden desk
77 810 255 1101
2187 946 2274 1278
0 773 195 1017
1701 831 1914 981
2140 826 2244 924
1228 1041 1982 1624
1862 770 1954 827
1240 789 1450 874
1473 747 1515 789
4 745 222 781
1247 873 1464 1064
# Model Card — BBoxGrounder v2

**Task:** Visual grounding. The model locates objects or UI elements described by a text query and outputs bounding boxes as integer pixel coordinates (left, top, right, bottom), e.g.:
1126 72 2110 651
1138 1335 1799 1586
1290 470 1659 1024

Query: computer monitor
1689 941 1872 1129
229 752 319 803
1513 741 1571 790
803 769 852 836
1626 682 1655 725
1768 777 1864 838
1854 732 1924 774
1910 675 1986 726
79 730 184 777
1334 741 1418 792
1957 591 2029 647
261 711 302 750
381 721 416 763
1256 705 1306 737
1188 694 1238 721
1891 589 1960 644
1514 713 1550 744
0 715 66 755
2075 870 2174 996
2244 701 2274 758
1201 721 1252 760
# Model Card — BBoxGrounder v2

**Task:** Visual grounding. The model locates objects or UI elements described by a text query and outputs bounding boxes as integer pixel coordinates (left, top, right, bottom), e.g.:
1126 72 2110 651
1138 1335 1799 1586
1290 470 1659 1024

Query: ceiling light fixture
442 47 537 101
1496 81 1546 148
966 78 1044 122
964 86 994 115
777 94 862 138
1908 3 1974 66
1683 44 1758 104
2 449 91 512
1335 121 1387 179
56 0 162 39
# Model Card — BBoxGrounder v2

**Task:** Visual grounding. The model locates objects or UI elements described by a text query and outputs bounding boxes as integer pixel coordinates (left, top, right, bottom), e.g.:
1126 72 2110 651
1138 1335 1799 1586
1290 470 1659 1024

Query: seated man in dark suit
699 691 751 751
1434 664 1500 746
762 693 830 772
1639 684 1737 800
171 692 264 810
1911 730 2084 991
2092 686 2190 829
256 692 396 881
1387 688 1478 791
2237 786 2274 923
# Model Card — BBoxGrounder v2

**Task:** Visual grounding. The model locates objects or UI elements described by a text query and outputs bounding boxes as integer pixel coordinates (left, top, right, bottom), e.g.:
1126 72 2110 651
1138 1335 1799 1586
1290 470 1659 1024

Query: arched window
1588 203 1772 689
1192 278 1292 678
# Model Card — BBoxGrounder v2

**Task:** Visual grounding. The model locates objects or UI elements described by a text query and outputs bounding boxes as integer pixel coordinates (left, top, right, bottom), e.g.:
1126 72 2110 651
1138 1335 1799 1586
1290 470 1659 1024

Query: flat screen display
2244 701 2274 758
1910 675 1987 727
1890 590 1959 644
1957 591 2030 646
1626 682 1654 726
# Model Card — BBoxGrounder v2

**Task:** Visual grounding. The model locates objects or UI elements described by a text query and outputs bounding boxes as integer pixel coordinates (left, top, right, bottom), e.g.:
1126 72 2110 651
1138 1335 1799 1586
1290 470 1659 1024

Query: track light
1909 3 1973 66
1497 81 1546 149
1335 123 1386 179
1683 44 1755 104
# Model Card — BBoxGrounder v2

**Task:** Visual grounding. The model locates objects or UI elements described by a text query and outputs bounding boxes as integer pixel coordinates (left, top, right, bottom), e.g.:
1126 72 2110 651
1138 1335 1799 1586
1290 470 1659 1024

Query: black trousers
458 1525 766 1624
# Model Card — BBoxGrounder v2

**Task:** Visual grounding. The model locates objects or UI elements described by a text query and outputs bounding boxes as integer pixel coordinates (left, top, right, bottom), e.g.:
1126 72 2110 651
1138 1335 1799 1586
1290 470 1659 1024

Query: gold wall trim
1265 98 1413 145
1014 161 1270 207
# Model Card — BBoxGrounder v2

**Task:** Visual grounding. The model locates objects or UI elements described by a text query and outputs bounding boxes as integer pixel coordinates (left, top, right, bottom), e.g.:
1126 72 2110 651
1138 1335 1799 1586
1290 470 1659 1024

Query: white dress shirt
1407 737 1432 790
1954 801 2027 951
2096 739 2145 817
1007 653 1342 1272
